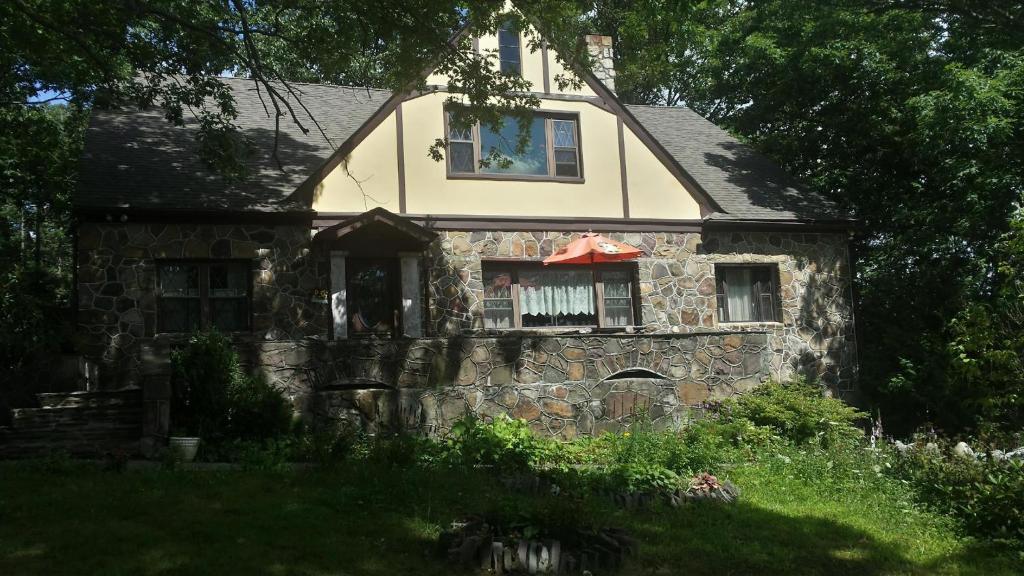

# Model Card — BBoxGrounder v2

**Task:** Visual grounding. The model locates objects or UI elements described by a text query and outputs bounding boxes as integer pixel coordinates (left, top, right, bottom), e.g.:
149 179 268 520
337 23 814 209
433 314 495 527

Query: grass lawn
0 458 1018 576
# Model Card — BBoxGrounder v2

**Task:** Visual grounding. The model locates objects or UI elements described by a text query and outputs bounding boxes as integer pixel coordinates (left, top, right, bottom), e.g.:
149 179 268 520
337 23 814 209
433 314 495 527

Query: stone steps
35 389 141 409
0 390 142 458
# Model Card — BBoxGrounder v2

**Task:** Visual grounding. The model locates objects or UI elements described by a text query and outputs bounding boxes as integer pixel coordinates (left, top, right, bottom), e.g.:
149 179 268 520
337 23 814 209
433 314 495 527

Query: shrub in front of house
445 413 557 472
170 329 294 452
887 440 1024 546
722 376 867 449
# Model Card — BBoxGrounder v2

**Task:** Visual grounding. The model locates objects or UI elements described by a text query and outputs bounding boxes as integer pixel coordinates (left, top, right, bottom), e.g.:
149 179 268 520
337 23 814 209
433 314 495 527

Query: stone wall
427 230 857 391
255 332 771 438
76 223 856 394
77 222 329 388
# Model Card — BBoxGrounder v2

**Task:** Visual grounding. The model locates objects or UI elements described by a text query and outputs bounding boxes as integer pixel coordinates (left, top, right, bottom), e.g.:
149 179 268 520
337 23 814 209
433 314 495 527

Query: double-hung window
482 263 635 329
446 111 582 180
157 261 250 333
714 265 780 323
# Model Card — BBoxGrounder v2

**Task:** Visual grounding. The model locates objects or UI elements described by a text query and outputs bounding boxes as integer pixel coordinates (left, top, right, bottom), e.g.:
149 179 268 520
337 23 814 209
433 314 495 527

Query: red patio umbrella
543 233 642 265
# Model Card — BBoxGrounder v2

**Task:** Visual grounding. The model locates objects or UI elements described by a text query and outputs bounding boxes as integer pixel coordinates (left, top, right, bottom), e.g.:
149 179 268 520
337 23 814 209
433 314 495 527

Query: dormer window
498 21 522 75
446 110 582 181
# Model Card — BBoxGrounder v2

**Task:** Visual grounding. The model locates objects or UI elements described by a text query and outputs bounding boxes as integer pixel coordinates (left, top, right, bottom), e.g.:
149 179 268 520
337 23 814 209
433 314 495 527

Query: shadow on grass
620 500 1018 576
0 464 1018 576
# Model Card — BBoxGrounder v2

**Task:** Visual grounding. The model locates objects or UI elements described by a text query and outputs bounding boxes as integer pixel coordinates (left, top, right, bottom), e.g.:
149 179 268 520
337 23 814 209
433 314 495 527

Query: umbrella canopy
543 233 642 265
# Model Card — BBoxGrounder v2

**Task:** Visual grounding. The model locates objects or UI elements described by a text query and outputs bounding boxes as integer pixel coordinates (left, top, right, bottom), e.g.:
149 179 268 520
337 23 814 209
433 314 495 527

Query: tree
1 0 594 173
0 1 594 413
592 0 1024 435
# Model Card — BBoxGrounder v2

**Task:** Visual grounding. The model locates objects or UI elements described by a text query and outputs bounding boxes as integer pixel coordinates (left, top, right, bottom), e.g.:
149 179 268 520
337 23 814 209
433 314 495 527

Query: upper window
483 263 634 329
158 261 250 333
715 265 780 323
497 21 522 75
446 111 582 180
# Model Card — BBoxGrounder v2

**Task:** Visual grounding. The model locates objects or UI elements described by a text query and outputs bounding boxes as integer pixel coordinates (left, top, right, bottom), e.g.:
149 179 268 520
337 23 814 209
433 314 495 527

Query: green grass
0 457 1018 576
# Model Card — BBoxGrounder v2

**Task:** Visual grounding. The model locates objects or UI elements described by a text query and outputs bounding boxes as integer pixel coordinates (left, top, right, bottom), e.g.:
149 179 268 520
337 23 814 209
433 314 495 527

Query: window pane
450 141 475 173
211 299 247 332
602 270 633 326
604 301 632 327
519 269 595 327
483 270 514 329
484 270 512 299
448 121 473 142
484 300 515 329
347 260 395 334
554 149 579 177
480 116 549 176
160 263 199 297
602 271 631 298
724 268 755 322
209 263 247 297
552 120 576 147
159 299 200 333
498 23 521 75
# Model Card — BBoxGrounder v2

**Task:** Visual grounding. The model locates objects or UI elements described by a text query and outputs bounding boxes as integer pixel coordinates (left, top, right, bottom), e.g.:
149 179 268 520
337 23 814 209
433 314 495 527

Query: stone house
71 17 857 441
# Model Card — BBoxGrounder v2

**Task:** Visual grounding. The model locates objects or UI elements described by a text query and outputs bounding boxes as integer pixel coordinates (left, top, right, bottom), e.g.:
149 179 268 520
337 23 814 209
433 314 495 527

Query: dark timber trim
289 25 475 207
617 116 629 218
313 207 437 245
702 218 858 232
526 14 724 216
541 42 551 94
74 206 314 224
396 102 407 213
314 212 704 233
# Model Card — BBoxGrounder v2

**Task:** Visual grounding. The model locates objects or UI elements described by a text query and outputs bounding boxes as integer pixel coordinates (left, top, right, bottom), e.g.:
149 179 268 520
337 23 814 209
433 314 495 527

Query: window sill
447 172 585 184
153 331 254 339
473 326 639 335
718 321 784 328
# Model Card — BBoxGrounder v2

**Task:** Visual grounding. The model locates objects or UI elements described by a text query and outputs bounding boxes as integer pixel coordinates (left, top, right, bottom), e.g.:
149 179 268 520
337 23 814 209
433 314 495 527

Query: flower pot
169 436 201 462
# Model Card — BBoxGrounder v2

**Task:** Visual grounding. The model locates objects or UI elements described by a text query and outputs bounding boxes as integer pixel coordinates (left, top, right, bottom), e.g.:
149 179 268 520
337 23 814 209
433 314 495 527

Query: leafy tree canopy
592 0 1024 435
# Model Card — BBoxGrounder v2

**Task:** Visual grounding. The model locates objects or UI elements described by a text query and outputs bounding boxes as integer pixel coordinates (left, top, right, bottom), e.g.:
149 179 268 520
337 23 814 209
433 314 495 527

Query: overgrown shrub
445 414 555 472
171 330 238 439
227 372 293 440
724 377 866 449
171 329 293 444
290 420 361 465
888 443 1024 545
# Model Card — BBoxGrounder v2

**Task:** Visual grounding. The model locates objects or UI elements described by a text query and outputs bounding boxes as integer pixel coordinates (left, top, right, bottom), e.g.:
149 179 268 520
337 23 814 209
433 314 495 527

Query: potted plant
168 430 201 462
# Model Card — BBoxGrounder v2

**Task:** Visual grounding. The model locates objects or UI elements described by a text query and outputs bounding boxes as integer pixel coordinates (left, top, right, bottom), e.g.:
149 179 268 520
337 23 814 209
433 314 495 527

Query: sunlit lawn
0 459 1017 576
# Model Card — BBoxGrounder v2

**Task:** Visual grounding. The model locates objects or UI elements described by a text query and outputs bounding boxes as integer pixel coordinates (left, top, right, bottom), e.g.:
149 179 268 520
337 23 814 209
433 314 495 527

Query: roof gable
77 78 390 213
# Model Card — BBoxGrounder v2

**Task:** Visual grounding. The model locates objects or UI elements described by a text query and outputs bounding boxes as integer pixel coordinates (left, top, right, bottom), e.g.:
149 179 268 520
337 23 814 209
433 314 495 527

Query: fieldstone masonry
76 222 856 438
427 229 856 390
77 223 329 387
257 331 770 438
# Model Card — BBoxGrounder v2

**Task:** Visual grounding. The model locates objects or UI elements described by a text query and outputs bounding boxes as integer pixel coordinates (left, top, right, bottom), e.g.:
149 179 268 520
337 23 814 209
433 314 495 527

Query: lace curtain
519 269 594 317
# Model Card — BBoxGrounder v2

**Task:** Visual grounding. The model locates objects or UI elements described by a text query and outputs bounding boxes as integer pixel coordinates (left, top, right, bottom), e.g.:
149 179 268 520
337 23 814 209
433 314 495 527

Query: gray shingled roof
627 105 845 222
77 77 391 212
77 77 844 221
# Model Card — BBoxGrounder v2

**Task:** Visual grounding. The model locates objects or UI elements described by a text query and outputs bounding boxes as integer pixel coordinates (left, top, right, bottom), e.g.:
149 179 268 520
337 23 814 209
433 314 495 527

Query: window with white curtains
482 263 635 329
714 265 780 323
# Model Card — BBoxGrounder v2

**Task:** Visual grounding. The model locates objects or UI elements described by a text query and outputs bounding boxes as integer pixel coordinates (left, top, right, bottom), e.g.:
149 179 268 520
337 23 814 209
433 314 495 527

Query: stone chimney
584 34 616 93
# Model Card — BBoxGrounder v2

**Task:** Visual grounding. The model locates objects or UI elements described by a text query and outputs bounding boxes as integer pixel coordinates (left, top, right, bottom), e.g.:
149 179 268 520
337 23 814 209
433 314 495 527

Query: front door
346 258 400 336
